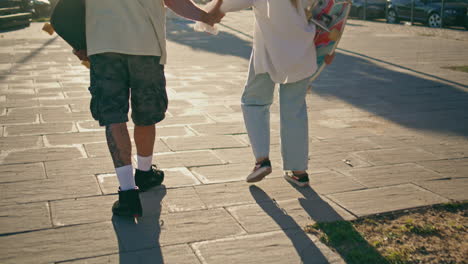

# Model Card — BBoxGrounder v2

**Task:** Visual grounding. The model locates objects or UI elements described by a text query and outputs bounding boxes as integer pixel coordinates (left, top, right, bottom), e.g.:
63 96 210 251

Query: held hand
203 0 224 26
73 49 89 62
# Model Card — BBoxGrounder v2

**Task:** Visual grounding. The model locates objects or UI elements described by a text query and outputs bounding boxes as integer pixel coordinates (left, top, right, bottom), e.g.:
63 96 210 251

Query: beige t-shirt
85 0 167 64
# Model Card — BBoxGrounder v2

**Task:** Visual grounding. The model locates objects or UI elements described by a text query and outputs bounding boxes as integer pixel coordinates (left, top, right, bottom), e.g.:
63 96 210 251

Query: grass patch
305 202 467 264
401 218 439 235
442 65 468 73
306 221 390 264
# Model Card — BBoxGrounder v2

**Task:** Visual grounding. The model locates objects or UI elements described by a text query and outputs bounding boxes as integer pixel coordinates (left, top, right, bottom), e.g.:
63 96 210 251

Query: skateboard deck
307 0 352 82
50 0 86 51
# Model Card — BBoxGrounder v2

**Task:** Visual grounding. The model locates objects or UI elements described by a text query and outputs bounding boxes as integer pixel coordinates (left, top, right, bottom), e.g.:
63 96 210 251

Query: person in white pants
200 0 320 186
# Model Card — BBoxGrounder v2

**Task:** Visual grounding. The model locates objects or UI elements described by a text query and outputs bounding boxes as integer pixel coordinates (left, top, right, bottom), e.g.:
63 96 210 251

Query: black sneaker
246 159 272 183
135 165 164 192
284 171 309 187
112 188 142 217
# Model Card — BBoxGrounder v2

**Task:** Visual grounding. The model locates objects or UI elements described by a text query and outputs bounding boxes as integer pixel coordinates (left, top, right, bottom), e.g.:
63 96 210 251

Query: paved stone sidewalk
0 11 467 264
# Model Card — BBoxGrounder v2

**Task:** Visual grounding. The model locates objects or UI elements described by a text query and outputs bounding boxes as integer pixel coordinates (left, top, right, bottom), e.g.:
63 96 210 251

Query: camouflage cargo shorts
88 53 168 126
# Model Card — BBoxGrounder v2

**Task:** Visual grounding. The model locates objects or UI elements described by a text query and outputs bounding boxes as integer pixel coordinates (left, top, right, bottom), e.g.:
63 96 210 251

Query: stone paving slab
84 139 171 158
328 183 450 216
312 137 383 153
403 143 468 162
98 168 201 194
7 105 69 115
39 98 88 107
41 112 94 123
45 157 115 178
51 187 169 224
189 122 246 135
0 176 101 206
353 147 442 165
194 177 334 209
3 146 84 164
308 171 365 194
60 245 201 264
51 195 117 227
0 202 51 234
154 150 225 168
308 151 372 172
416 158 468 178
163 134 248 151
158 115 212 127
192 230 345 264
226 197 355 234
75 120 103 131
190 163 271 184
4 122 76 136
343 163 445 187
158 208 245 246
163 186 207 212
213 147 256 164
45 131 105 145
0 112 37 124
0 222 118 264
153 125 195 138
170 105 234 117
307 126 378 140
0 162 45 183
416 178 468 201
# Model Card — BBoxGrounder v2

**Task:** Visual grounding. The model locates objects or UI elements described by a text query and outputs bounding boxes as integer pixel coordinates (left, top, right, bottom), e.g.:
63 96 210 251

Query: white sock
115 165 136 191
137 155 153 172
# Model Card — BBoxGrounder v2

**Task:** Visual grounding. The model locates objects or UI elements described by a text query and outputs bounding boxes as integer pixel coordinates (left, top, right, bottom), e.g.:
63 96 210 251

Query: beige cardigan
215 0 317 83
86 0 167 64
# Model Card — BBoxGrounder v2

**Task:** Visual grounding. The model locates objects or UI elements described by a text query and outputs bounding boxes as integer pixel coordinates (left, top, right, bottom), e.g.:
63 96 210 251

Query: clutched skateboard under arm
42 0 89 68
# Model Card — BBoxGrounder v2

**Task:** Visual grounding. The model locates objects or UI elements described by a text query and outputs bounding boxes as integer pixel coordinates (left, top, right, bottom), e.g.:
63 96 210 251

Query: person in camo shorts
74 0 224 217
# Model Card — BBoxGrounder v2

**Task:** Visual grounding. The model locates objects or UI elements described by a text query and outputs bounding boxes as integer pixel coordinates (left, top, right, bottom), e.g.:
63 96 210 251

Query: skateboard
43 0 88 67
306 0 352 82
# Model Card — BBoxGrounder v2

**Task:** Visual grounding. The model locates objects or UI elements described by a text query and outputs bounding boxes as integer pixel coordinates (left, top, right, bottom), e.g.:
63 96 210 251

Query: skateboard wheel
81 61 90 69
329 29 340 41
42 23 55 35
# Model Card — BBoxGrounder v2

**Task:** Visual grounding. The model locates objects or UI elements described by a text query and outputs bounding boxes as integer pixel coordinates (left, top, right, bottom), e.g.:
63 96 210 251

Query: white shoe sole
284 175 309 187
246 167 272 183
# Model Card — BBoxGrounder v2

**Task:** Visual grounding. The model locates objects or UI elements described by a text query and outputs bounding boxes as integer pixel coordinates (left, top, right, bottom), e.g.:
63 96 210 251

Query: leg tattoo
105 124 132 168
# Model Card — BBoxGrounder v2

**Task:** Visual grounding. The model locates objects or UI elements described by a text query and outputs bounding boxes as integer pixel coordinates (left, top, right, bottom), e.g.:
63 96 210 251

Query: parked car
0 0 33 29
386 0 468 28
31 0 51 18
351 0 388 19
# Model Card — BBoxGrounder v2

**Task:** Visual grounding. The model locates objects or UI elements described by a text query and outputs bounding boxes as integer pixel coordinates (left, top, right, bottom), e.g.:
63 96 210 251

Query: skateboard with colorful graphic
306 0 352 81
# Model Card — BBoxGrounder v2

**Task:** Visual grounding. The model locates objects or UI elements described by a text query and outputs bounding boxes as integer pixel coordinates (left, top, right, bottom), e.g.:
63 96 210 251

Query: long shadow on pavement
250 184 389 263
249 185 330 263
291 183 389 264
112 186 167 264
0 35 59 81
312 52 468 137
166 19 467 137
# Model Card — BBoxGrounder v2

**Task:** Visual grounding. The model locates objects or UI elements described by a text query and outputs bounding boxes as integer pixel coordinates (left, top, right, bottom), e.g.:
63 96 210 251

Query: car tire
427 12 442 28
386 9 399 24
